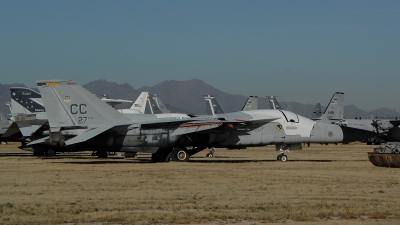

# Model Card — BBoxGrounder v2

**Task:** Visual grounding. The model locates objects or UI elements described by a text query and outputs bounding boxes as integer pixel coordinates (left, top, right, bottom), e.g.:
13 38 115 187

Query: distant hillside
0 79 399 120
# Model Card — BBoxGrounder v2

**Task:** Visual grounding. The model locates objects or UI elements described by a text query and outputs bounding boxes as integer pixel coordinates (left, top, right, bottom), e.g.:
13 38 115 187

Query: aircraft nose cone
340 126 377 143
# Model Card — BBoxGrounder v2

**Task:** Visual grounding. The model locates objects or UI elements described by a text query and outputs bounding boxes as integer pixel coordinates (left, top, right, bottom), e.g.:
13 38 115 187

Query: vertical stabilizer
152 94 169 113
130 92 148 114
10 87 48 137
145 95 163 114
312 103 322 118
37 80 124 128
268 96 282 110
322 92 344 120
204 95 224 115
241 96 258 111
10 87 46 118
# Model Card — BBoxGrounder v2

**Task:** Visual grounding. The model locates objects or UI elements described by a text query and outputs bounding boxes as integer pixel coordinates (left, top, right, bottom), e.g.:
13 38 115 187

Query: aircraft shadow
190 159 334 163
55 158 334 165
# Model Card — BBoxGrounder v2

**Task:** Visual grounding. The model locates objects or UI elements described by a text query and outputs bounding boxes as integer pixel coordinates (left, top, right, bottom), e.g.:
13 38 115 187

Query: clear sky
1 0 399 111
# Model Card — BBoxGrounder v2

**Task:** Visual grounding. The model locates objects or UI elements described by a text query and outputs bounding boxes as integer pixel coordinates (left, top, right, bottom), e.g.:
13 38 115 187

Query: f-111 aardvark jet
26 80 376 162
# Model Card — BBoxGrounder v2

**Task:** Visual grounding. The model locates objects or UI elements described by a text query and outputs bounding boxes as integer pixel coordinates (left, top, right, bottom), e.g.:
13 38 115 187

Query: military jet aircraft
24 80 376 162
313 92 400 144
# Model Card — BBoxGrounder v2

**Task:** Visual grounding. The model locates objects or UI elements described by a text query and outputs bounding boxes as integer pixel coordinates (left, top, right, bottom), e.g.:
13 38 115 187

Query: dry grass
0 142 399 224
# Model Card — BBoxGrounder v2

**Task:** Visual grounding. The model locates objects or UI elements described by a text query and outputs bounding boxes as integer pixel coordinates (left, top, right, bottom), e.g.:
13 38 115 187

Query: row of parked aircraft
0 80 392 162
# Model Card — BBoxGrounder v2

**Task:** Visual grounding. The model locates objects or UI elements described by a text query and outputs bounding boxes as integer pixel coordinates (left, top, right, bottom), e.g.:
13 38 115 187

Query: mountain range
0 79 398 120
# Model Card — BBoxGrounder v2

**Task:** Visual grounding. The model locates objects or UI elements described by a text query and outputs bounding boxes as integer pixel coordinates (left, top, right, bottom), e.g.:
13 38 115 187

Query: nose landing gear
276 144 291 162
277 153 288 162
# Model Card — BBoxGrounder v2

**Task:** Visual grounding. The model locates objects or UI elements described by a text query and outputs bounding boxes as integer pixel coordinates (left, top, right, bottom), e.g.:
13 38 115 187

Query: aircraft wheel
277 155 281 161
97 151 108 158
280 154 287 162
47 149 56 157
151 149 172 163
172 147 189 162
206 153 213 158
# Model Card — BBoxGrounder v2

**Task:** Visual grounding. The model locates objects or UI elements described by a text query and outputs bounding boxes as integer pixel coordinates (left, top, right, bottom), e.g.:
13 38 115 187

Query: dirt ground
0 142 399 224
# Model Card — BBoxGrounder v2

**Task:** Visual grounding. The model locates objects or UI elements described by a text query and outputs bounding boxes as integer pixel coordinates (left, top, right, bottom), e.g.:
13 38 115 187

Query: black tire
171 147 189 162
47 149 56 157
277 155 281 161
207 153 213 158
151 149 172 163
280 154 287 162
97 151 108 158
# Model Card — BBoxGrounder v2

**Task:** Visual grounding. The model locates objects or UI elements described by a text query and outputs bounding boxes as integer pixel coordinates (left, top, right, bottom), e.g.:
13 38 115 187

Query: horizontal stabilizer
27 136 48 146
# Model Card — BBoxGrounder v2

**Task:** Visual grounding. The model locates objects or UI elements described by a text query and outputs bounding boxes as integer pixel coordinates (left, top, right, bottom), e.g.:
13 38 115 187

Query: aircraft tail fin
322 92 344 120
204 95 224 115
312 103 322 118
268 96 282 110
37 80 124 128
152 94 169 113
10 87 46 116
130 92 148 113
241 96 258 111
146 95 163 114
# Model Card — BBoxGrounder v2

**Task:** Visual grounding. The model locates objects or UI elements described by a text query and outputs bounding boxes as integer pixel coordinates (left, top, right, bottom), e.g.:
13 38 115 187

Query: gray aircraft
314 92 400 144
24 80 376 162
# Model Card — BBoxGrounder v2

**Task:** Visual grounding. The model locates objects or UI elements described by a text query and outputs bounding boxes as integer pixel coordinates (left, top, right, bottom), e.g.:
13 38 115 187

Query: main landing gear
170 146 206 162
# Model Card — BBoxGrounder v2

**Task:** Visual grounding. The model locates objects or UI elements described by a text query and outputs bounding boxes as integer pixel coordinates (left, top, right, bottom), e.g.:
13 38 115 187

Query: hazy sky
1 0 399 111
